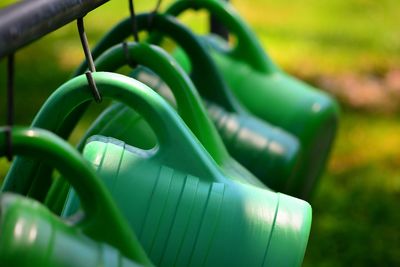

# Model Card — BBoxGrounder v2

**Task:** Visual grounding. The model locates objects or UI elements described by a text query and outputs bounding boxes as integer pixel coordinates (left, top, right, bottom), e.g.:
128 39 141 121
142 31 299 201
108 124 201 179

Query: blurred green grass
236 0 400 75
1 0 399 266
304 111 400 266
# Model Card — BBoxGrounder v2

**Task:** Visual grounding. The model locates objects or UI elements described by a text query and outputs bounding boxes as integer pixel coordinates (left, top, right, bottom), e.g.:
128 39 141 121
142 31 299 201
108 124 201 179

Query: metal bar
0 0 110 58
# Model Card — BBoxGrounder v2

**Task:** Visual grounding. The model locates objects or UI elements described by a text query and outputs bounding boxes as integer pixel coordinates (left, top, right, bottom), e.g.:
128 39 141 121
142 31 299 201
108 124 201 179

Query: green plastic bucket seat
162 0 340 199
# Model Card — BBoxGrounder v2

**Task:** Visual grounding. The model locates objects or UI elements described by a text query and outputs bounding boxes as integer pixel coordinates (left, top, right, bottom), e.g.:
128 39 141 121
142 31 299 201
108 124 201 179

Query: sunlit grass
0 0 20 9
330 112 400 175
235 0 400 74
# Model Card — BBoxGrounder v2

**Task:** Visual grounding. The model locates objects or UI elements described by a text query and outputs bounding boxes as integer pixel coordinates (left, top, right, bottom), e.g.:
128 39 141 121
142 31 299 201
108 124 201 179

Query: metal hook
122 42 137 69
210 0 229 40
6 54 14 161
77 17 102 103
128 0 139 42
85 71 102 103
147 0 162 29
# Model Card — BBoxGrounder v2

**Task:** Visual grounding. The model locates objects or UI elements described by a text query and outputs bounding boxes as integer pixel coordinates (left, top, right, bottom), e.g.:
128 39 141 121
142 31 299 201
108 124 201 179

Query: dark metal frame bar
0 0 110 58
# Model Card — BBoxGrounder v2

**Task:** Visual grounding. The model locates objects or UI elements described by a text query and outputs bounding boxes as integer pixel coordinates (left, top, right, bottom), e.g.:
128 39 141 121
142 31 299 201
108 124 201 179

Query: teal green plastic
132 67 300 191
0 73 311 266
90 42 265 187
72 12 301 194
75 14 236 111
0 194 143 267
59 73 311 266
164 0 340 199
164 0 277 74
65 134 311 266
94 42 228 165
0 127 152 265
3 72 235 193
2 13 252 201
45 41 262 210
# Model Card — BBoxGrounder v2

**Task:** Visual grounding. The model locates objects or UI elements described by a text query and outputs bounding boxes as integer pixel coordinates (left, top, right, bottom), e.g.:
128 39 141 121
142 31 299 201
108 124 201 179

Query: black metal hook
5 54 14 161
147 0 162 29
210 0 229 40
77 17 102 103
122 42 137 69
128 0 139 42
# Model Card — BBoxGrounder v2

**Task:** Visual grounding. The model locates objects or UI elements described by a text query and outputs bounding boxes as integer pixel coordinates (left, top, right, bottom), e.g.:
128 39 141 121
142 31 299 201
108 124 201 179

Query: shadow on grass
304 145 400 266
302 110 400 266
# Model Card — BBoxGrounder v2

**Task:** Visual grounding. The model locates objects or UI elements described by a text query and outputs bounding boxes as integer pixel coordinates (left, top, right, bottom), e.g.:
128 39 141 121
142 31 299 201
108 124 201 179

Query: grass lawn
1 0 399 266
305 111 400 266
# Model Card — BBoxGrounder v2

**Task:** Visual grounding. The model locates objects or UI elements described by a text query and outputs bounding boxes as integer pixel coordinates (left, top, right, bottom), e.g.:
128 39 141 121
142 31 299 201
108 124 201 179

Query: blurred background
1 0 399 266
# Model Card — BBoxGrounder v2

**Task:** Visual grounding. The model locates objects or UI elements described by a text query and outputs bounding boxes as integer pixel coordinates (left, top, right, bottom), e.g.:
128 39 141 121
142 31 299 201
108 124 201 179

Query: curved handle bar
165 0 277 73
4 73 223 197
75 13 241 112
94 42 227 163
0 127 152 265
